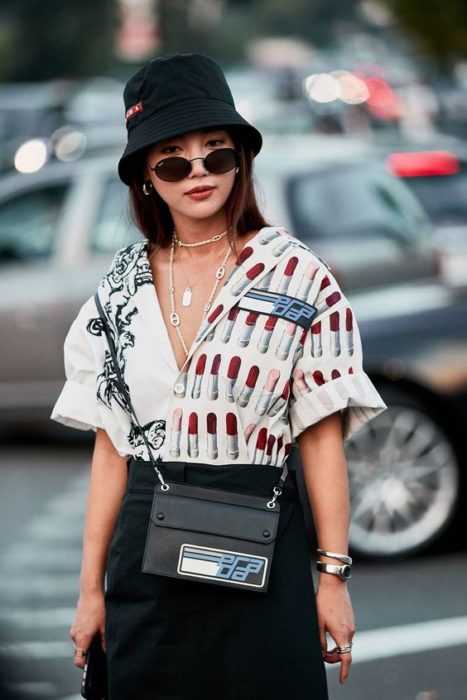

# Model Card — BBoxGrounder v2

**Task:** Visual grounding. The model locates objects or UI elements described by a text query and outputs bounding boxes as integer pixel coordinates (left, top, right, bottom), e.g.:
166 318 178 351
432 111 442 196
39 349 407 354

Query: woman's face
145 128 237 226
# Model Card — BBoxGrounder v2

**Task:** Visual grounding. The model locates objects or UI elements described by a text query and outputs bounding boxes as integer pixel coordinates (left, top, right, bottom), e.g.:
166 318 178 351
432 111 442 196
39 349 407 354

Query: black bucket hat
118 53 263 185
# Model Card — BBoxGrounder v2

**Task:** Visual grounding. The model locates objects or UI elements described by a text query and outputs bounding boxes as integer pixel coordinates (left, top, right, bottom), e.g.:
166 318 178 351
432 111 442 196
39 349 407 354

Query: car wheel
345 390 460 558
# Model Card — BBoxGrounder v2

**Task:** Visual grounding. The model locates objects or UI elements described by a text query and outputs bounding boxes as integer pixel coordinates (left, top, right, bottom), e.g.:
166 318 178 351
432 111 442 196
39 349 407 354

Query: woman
51 53 386 699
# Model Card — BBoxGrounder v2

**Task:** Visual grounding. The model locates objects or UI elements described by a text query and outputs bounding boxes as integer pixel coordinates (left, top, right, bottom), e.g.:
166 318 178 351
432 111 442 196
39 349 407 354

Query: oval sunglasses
147 147 239 183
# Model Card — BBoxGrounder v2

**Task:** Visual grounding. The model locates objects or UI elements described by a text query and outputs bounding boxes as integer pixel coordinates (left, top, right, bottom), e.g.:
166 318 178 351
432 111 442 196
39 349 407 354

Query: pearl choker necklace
173 228 228 248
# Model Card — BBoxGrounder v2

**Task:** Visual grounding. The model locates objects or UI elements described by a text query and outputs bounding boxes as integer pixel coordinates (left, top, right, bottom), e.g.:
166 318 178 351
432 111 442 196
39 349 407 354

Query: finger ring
73 643 87 657
336 644 352 654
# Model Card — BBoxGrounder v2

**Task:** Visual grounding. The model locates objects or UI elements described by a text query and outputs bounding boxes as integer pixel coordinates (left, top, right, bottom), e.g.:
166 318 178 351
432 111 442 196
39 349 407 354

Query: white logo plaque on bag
178 544 268 588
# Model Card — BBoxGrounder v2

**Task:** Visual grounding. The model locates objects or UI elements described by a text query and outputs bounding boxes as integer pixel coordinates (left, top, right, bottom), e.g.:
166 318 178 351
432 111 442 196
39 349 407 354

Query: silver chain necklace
169 235 232 357
178 245 230 307
173 228 228 248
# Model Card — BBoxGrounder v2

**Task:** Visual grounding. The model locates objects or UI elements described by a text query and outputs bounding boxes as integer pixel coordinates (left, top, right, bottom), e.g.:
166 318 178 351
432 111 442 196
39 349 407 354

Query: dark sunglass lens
156 157 191 182
204 148 237 174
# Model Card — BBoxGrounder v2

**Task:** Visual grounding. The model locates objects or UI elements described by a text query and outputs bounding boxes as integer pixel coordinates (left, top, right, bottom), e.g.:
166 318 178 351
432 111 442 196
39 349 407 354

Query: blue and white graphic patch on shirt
237 289 317 329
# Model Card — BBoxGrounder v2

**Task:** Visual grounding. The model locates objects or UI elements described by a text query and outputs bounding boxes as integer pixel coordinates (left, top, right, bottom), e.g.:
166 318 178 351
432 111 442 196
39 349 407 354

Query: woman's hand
70 589 106 669
69 430 128 669
316 578 355 684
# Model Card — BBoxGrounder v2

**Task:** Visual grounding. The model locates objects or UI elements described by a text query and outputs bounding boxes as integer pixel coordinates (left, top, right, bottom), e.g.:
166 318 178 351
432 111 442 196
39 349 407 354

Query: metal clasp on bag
154 456 170 491
267 485 282 509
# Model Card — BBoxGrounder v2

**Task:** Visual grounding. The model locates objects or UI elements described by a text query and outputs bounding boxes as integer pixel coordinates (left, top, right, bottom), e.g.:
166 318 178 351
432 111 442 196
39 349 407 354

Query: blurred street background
1 1 467 698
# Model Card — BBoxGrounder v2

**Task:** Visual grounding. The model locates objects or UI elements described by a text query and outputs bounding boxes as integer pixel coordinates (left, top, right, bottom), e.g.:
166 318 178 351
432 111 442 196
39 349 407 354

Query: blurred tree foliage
5 0 462 82
384 0 467 73
248 0 358 45
0 0 368 81
157 0 360 63
0 0 116 82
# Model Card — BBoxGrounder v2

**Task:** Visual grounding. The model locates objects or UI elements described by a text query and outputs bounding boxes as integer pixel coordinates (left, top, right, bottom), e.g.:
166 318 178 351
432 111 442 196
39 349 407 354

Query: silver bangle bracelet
316 548 352 565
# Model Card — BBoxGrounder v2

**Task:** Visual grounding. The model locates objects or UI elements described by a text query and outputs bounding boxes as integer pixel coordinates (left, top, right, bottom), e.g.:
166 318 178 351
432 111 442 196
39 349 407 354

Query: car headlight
14 138 50 174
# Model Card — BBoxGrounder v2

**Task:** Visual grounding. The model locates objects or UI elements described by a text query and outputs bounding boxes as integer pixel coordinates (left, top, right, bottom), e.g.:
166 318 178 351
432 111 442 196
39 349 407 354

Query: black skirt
105 459 328 700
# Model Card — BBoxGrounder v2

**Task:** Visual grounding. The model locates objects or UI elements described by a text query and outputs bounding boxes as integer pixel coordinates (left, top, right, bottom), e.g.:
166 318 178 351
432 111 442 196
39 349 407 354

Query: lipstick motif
311 321 322 358
208 304 224 323
267 379 291 417
259 229 281 245
317 290 341 313
169 408 183 457
256 268 275 291
196 303 224 340
207 354 221 400
280 404 290 425
313 370 325 386
331 369 351 400
276 321 297 361
226 356 241 402
225 246 254 282
271 238 292 257
346 307 354 355
254 427 268 463
221 306 240 343
231 263 265 296
313 371 333 410
207 413 218 459
255 368 281 416
244 423 256 444
319 389 334 411
206 304 224 341
297 260 320 301
226 412 239 459
257 315 278 354
237 365 260 407
349 368 364 395
275 434 284 465
293 328 308 363
294 368 311 395
191 353 207 399
277 256 298 294
188 412 199 458
239 311 259 347
265 434 276 465
206 326 216 342
330 311 341 357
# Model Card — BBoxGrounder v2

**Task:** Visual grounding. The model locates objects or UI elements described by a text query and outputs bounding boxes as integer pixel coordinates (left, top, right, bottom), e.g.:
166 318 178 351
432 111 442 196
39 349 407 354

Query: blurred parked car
0 141 465 559
256 135 466 558
345 284 467 558
256 134 438 291
0 82 74 173
383 137 467 290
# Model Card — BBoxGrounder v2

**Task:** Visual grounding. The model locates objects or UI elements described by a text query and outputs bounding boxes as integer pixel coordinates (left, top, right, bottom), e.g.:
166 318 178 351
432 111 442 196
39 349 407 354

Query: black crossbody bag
95 292 288 593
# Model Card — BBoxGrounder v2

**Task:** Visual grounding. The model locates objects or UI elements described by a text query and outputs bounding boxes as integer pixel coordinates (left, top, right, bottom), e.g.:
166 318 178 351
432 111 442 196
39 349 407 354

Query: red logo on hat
125 102 143 123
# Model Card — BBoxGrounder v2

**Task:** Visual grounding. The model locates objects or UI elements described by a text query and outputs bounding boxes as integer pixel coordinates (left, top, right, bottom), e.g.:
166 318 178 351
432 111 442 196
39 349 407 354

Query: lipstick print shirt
51 227 386 466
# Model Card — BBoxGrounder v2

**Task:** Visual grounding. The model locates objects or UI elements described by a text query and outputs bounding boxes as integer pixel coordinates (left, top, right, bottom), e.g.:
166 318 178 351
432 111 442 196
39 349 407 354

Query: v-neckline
142 229 264 375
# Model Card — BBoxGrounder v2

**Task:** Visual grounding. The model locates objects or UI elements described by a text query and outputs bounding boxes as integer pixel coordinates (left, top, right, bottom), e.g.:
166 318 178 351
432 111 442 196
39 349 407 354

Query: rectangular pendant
182 287 192 307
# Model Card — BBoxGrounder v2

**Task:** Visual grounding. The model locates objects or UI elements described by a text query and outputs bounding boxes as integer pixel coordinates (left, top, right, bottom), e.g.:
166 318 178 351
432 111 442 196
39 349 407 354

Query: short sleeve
50 295 105 432
288 267 386 443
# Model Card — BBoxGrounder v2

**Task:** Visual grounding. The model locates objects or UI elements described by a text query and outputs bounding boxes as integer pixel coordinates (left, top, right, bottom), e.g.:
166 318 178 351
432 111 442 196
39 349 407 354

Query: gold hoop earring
142 180 153 196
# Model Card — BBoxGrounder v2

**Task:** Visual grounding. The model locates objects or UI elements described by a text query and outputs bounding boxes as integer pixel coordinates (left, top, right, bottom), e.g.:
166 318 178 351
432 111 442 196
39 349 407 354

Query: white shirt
51 226 386 465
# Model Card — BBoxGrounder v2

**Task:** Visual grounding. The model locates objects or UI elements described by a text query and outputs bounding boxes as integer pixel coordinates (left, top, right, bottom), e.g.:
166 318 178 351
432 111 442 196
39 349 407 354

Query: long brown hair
127 127 268 253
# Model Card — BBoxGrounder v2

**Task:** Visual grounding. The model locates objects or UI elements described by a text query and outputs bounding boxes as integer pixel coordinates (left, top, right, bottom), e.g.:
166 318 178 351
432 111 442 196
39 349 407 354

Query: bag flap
150 483 280 544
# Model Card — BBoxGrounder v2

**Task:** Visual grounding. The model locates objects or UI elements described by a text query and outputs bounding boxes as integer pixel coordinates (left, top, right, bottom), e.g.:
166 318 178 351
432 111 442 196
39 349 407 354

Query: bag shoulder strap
93 290 287 506
94 291 168 488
